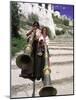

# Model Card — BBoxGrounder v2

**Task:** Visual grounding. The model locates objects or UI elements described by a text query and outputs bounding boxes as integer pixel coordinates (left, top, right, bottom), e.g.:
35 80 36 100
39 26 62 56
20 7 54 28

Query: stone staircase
11 35 74 98
47 35 73 83
48 35 73 65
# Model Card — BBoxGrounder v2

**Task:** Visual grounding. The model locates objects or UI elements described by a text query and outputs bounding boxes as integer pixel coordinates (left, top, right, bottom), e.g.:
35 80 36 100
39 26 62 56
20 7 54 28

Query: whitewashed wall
19 2 56 38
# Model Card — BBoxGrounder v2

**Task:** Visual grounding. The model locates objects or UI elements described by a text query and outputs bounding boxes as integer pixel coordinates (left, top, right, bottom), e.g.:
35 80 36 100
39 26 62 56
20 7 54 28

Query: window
38 3 42 7
45 4 48 9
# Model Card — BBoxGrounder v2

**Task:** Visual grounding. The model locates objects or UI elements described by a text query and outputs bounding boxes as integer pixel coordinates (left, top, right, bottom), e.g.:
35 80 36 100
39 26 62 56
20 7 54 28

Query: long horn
16 43 32 69
39 42 57 96
16 32 35 69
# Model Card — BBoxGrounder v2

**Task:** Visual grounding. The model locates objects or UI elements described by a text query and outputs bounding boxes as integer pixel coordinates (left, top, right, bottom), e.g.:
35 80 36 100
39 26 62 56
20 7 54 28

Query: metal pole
32 80 35 97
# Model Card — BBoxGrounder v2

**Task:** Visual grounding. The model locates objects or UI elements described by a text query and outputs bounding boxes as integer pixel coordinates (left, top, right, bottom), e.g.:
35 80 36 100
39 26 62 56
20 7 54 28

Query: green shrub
52 14 63 25
52 14 69 26
46 27 52 38
55 30 65 35
11 1 21 37
62 19 69 26
61 30 65 34
20 21 27 30
11 36 27 57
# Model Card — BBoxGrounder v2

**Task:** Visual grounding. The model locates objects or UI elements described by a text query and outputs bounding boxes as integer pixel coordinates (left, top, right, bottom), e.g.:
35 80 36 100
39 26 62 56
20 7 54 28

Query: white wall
19 2 56 38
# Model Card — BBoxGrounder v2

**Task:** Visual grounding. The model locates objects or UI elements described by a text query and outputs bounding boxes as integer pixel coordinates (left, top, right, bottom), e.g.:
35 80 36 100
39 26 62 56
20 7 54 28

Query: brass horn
16 32 35 71
16 44 32 69
39 42 57 96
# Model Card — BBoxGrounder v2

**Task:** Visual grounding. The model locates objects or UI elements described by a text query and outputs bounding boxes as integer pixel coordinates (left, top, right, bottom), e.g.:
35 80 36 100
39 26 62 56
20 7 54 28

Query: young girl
36 27 51 81
37 27 50 55
39 27 50 46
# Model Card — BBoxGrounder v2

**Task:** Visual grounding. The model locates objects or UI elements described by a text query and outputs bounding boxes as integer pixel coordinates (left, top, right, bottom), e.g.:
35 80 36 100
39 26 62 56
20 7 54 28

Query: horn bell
39 86 57 97
16 54 32 69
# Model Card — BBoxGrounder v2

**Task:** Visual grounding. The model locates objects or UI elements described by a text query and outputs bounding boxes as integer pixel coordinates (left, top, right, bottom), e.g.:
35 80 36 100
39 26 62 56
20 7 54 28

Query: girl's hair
32 21 40 28
41 27 48 36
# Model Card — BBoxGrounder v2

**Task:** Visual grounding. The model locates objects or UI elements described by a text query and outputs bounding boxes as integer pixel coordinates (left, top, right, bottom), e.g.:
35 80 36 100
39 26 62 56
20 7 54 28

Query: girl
36 27 51 81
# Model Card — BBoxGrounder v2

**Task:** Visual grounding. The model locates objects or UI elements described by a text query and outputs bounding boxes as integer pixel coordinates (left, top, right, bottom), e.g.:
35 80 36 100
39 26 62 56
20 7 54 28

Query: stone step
49 41 73 44
50 63 73 82
48 43 73 46
50 36 73 41
49 43 73 46
51 61 73 66
48 44 73 47
49 49 73 55
48 46 73 50
11 62 73 97
11 50 73 70
48 41 73 47
49 53 73 57
11 53 73 69
11 63 73 86
50 55 73 64
50 39 73 42
12 60 73 70
50 38 73 40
